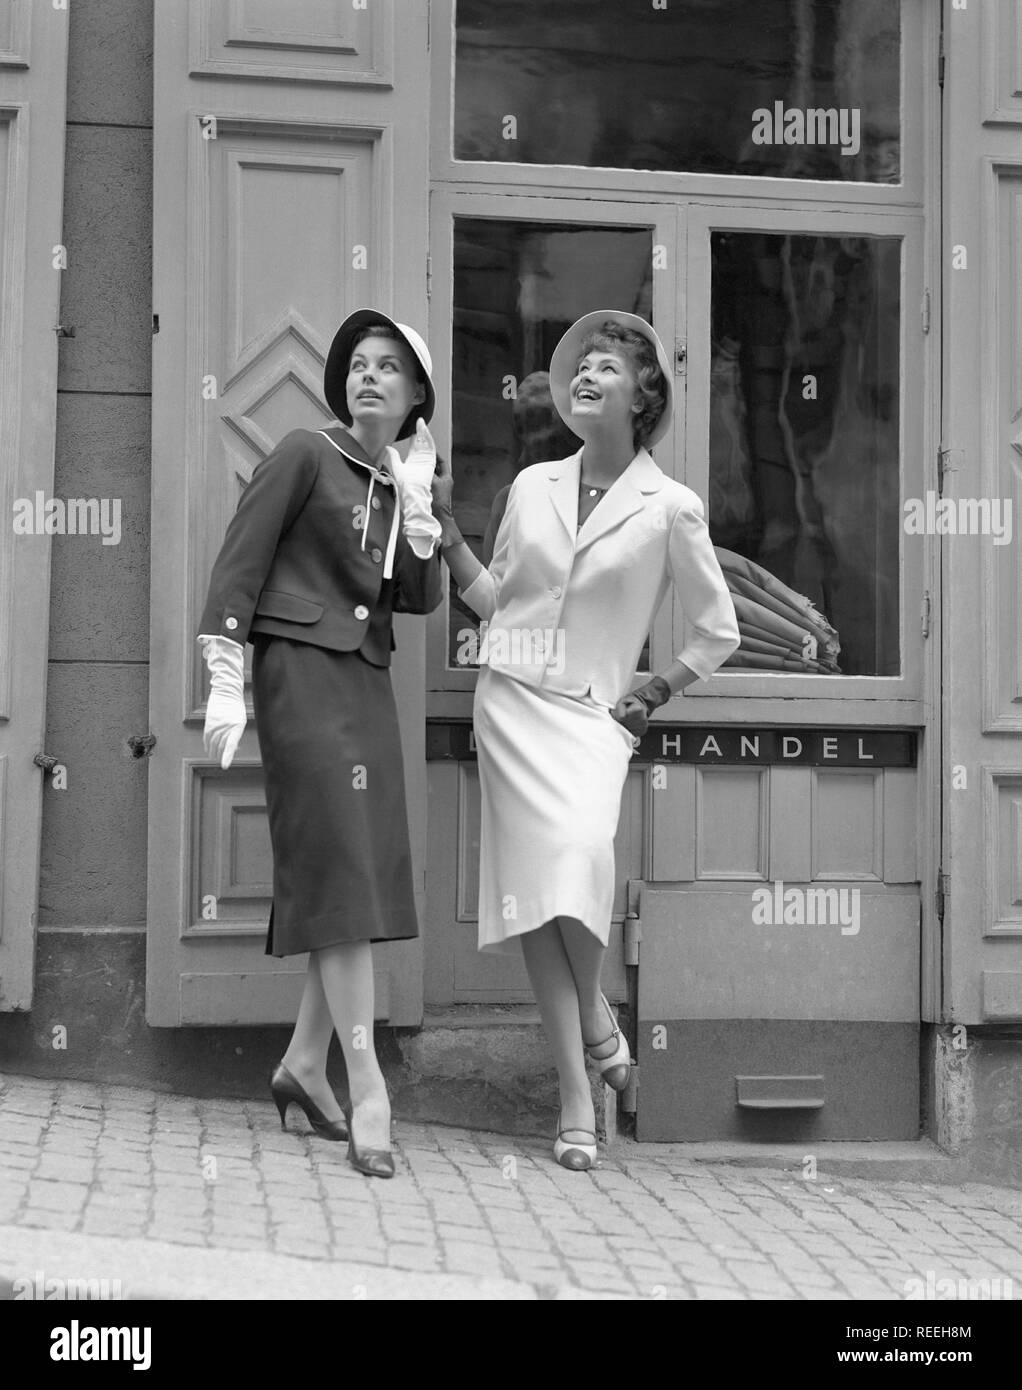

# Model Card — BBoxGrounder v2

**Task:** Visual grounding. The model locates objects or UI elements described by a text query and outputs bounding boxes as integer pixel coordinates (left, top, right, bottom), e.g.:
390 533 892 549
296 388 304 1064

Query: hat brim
324 308 435 442
548 310 674 449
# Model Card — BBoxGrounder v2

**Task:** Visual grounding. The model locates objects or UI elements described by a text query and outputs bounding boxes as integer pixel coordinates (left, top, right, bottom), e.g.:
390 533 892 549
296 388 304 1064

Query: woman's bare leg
315 941 390 1150
519 922 594 1137
280 952 346 1123
556 916 619 1058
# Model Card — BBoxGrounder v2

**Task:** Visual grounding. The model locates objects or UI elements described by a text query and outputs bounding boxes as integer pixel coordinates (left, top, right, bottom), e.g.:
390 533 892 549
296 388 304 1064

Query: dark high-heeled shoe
270 1062 348 1141
341 1099 395 1179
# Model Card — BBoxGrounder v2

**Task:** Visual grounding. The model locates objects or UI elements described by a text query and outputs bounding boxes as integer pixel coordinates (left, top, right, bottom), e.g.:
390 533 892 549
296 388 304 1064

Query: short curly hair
576 322 666 448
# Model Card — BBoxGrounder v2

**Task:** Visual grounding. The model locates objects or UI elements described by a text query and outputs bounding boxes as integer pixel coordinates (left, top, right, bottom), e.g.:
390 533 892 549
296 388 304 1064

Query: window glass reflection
709 231 901 677
448 218 653 670
455 0 900 183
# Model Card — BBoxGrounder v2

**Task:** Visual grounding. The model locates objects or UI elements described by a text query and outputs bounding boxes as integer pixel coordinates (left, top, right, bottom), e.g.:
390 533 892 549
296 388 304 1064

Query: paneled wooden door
942 0 1022 1024
0 1 69 1010
146 0 431 1025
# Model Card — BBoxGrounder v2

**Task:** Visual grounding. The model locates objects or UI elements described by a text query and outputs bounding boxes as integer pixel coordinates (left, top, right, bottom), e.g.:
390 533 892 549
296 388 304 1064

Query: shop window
709 230 901 677
447 216 653 671
454 0 900 183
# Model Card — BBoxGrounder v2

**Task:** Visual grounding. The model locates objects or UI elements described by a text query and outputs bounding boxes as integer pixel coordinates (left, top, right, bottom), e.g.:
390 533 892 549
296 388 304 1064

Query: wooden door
0 1 69 1010
146 0 430 1025
942 0 1022 1023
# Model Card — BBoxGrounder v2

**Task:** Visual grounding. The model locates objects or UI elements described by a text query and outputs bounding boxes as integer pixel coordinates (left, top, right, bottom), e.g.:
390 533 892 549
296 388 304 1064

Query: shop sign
426 724 917 767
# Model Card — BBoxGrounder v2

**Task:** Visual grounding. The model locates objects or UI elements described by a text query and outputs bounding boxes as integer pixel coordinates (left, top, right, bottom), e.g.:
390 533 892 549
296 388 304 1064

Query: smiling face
345 332 425 435
569 347 642 434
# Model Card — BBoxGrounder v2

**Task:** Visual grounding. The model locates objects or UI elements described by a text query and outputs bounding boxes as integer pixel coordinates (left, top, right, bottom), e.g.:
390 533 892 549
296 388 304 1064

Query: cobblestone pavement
1 1076 1020 1301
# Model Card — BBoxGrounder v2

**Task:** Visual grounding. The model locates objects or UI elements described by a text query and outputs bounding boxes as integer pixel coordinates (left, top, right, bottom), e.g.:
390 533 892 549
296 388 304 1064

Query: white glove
199 635 246 770
387 419 442 559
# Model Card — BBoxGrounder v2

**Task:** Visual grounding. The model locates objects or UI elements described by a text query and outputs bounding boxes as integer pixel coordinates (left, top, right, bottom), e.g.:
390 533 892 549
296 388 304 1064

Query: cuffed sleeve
392 532 444 615
667 493 741 681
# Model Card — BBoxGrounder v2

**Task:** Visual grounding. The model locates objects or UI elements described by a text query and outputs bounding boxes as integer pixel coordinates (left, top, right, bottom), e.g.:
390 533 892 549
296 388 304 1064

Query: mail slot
736 1075 825 1109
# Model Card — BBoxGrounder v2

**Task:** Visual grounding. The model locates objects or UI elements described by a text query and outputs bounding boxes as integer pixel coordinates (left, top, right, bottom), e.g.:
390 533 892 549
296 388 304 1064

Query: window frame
432 0 927 209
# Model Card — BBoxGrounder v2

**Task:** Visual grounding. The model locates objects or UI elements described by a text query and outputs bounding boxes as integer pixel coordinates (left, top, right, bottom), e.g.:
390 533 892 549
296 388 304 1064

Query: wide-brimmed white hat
549 310 674 448
324 307 435 441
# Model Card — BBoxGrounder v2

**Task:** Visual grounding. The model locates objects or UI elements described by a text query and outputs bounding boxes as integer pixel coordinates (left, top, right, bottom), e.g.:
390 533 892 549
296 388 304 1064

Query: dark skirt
250 636 420 957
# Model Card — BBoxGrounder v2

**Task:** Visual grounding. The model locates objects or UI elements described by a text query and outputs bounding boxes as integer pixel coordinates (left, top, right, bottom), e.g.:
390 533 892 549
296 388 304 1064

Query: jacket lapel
574 448 665 553
546 451 582 542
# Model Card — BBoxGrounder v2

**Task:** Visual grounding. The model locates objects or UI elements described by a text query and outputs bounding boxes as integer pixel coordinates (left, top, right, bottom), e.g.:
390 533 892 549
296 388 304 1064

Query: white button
354 604 369 620
225 617 238 630
371 497 381 510
550 586 562 599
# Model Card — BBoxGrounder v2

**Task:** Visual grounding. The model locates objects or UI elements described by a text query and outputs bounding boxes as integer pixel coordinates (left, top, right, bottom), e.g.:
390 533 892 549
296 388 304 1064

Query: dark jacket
197 426 442 666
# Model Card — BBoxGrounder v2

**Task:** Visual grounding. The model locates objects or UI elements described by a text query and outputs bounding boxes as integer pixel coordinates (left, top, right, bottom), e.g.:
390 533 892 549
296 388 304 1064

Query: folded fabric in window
713 547 842 674
723 650 835 674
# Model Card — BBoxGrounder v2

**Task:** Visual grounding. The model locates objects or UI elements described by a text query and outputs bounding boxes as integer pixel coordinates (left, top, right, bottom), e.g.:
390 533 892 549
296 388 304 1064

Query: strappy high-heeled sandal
583 992 632 1093
553 1112 597 1171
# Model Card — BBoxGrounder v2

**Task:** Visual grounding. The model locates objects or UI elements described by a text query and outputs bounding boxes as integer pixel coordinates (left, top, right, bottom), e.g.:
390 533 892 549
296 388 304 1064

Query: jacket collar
320 425 396 486
545 446 665 552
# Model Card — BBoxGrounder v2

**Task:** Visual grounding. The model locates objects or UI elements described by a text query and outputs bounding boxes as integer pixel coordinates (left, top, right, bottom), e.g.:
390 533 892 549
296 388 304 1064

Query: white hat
549 310 674 448
325 308 435 442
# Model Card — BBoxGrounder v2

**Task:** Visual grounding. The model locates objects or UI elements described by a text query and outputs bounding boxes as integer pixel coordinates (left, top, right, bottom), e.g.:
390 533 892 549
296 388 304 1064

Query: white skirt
473 666 637 954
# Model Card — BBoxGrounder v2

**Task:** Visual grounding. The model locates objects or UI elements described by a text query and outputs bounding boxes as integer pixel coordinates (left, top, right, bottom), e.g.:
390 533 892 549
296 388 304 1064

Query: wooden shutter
147 0 430 1024
0 1 69 1009
942 0 1022 1021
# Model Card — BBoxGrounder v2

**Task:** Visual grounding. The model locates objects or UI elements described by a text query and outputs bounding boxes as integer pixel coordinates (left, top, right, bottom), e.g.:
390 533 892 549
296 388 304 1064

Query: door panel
943 0 1022 1021
0 1 69 1009
147 0 429 1024
636 882 920 1139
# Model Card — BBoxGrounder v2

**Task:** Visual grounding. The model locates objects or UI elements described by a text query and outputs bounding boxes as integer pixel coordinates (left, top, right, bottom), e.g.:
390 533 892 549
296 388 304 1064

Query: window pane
448 218 653 671
455 0 900 183
708 230 901 677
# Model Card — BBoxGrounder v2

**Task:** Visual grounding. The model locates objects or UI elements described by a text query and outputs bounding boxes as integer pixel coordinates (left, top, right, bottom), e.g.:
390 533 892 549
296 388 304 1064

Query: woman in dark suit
197 309 442 1178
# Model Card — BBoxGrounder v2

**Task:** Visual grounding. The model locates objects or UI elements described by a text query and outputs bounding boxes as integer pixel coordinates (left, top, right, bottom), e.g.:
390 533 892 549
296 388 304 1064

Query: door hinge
920 590 931 639
426 252 432 300
938 33 946 89
624 910 642 966
921 289 930 334
935 870 947 925
674 341 687 375
624 880 643 965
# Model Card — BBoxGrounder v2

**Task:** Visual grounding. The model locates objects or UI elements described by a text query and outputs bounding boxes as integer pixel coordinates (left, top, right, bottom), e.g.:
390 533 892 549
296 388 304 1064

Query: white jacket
458 448 740 706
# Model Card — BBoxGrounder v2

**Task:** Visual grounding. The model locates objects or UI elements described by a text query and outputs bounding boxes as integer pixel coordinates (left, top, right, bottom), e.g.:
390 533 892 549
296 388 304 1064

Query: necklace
580 479 608 498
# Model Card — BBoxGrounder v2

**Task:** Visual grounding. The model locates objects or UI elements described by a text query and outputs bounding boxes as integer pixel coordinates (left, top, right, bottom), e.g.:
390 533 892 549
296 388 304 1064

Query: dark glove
610 676 671 737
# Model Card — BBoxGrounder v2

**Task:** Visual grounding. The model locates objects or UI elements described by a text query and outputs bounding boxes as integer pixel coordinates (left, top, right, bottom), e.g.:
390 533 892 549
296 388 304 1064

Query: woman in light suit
432 312 740 1169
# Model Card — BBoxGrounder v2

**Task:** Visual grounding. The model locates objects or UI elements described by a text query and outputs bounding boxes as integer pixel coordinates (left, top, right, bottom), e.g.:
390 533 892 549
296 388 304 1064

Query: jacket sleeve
392 529 444 614
196 429 320 643
457 480 517 621
667 492 741 681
